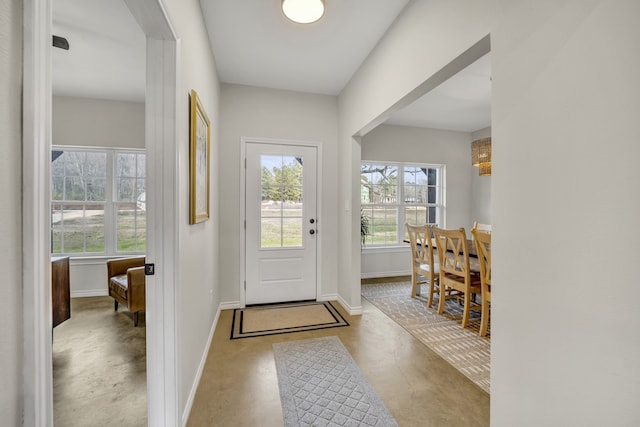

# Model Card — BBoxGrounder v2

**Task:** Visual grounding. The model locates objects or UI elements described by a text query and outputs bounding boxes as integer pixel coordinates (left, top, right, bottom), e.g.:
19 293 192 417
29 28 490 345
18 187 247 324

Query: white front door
245 142 318 305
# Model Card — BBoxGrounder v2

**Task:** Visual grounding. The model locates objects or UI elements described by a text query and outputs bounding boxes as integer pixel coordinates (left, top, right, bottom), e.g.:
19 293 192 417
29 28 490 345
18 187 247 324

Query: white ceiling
52 0 145 102
386 53 492 132
200 0 410 96
52 0 491 132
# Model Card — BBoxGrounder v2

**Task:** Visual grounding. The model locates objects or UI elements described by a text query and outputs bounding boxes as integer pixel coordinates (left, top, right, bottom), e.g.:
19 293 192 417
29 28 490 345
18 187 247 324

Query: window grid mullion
106 150 116 254
397 165 404 244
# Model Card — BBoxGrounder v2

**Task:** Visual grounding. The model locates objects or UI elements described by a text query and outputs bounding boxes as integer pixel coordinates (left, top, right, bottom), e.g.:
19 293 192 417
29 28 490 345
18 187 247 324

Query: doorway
244 141 319 305
50 0 149 422
23 0 179 424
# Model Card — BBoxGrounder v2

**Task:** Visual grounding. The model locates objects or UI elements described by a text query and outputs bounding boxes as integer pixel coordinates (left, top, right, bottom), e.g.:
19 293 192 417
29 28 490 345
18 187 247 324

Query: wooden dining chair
472 228 491 337
432 226 482 328
405 223 439 306
473 222 492 233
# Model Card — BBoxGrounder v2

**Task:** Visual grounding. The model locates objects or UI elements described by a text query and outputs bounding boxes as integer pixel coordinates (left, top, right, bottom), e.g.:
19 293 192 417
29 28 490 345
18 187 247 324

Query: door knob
309 229 315 235
310 218 315 224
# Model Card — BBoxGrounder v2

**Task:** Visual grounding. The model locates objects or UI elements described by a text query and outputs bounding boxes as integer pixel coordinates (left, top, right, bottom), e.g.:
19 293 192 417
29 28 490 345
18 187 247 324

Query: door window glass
260 155 303 248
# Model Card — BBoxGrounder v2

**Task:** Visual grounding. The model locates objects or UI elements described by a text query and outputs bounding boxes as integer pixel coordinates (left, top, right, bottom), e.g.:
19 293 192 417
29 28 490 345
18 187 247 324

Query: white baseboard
181 305 221 427
360 270 411 279
337 295 363 316
219 301 241 310
318 293 338 302
71 289 108 298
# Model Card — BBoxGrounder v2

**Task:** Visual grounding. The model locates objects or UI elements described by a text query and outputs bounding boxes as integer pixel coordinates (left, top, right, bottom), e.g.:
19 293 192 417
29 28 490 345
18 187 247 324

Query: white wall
68 260 108 297
0 0 23 423
161 0 221 421
361 247 411 279
360 124 474 278
218 83 339 305
338 0 493 311
491 1 640 425
53 96 145 148
470 126 491 225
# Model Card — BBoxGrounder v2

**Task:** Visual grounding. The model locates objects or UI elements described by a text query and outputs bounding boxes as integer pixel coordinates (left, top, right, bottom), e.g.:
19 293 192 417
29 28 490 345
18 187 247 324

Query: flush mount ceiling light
282 0 325 24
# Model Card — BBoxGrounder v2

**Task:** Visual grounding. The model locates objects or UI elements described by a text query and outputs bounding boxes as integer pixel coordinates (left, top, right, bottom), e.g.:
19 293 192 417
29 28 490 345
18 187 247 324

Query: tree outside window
260 155 304 248
51 147 146 256
361 162 443 246
115 152 146 252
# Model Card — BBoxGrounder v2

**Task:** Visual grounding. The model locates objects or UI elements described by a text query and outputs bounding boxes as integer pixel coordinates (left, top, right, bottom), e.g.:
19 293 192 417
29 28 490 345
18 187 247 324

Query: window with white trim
360 162 444 246
51 147 146 256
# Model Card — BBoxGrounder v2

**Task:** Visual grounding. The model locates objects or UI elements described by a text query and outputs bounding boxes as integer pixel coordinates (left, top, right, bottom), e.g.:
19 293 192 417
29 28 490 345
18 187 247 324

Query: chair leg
114 300 119 311
461 292 470 328
410 269 418 298
133 312 139 327
438 282 446 314
427 277 435 308
479 298 489 337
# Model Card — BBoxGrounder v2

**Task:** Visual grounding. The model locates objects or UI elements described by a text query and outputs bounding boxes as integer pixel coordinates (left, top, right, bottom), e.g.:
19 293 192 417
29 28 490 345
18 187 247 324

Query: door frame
239 137 323 308
22 0 180 425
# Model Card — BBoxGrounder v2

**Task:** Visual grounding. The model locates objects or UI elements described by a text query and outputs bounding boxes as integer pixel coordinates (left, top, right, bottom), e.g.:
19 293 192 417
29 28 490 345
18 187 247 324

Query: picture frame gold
189 89 211 224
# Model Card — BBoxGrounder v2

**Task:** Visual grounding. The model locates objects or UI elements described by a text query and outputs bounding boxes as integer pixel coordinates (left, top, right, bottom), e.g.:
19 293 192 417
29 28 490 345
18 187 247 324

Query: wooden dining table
403 238 478 257
404 238 480 271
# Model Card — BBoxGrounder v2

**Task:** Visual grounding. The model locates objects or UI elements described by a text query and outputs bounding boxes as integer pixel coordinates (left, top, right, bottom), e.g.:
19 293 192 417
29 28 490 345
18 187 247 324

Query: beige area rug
362 281 491 393
231 301 349 339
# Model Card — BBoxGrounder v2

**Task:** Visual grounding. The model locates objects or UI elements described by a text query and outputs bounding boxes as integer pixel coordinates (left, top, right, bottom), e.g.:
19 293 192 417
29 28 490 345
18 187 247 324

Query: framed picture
189 89 211 224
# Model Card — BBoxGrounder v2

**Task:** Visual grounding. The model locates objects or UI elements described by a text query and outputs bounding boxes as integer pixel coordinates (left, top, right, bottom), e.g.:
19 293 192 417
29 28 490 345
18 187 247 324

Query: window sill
52 254 145 265
361 245 409 254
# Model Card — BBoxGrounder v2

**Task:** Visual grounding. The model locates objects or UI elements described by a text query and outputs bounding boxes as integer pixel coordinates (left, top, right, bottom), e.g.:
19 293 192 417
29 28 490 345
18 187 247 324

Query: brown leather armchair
107 256 146 326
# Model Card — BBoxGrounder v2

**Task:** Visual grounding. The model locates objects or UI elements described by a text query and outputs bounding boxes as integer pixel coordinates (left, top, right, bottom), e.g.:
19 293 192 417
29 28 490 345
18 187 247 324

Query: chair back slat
472 227 491 336
472 228 491 288
405 223 441 303
432 226 481 328
473 222 492 233
433 227 471 279
406 223 435 268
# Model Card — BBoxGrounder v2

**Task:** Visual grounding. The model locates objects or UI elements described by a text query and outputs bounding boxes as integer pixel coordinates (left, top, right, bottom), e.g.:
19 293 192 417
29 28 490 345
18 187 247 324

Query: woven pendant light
471 137 492 176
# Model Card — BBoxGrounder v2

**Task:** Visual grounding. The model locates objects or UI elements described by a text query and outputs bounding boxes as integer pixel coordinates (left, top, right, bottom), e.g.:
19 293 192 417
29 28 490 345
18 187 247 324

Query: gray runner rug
273 336 398 427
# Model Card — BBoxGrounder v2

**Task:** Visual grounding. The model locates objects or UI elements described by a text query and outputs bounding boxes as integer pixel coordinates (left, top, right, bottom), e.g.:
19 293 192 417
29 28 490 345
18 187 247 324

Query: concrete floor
53 297 147 427
187 298 489 426
54 295 490 426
